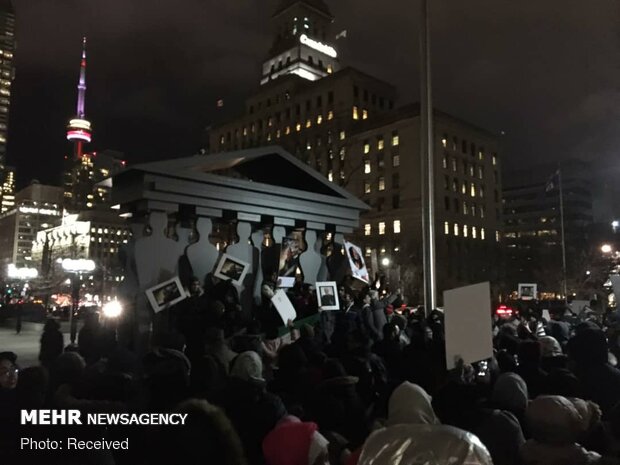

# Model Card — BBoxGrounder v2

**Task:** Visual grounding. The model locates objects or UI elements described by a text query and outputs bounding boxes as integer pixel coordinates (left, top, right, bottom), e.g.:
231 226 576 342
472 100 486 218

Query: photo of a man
319 286 336 306
315 281 339 310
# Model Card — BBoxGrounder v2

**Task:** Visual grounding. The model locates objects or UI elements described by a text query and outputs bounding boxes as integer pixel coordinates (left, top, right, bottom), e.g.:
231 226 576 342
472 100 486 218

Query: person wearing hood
39 318 64 368
568 329 620 417
263 416 330 465
357 424 493 465
220 351 286 465
387 381 440 426
491 372 529 423
520 395 617 465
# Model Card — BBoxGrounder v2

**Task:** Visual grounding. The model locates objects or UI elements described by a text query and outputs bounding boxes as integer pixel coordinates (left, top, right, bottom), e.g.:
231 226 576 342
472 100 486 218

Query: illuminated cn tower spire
66 37 92 160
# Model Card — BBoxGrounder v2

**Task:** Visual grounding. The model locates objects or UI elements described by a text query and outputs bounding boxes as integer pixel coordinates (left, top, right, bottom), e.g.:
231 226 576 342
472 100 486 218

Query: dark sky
8 0 620 188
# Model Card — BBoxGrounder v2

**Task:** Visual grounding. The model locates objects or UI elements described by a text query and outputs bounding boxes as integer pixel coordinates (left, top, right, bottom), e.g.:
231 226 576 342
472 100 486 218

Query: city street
0 320 72 367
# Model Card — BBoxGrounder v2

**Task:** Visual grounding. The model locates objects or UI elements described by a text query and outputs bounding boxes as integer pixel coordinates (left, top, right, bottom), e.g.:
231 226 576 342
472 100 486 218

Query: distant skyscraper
0 1 16 214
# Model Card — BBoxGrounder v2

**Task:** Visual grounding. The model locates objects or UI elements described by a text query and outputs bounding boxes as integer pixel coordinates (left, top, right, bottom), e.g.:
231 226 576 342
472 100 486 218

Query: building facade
0 182 64 275
31 210 130 298
346 105 503 296
0 1 15 213
503 160 594 295
63 150 125 211
206 0 504 300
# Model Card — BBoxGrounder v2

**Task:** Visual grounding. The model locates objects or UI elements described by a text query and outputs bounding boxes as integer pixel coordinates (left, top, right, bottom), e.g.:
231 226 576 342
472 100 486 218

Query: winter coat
358 424 493 465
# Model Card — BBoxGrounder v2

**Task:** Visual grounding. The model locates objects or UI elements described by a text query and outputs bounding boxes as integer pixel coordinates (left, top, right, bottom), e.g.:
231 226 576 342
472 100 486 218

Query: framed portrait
316 281 339 310
278 236 303 278
344 240 370 283
214 254 250 286
145 276 188 313
518 283 537 301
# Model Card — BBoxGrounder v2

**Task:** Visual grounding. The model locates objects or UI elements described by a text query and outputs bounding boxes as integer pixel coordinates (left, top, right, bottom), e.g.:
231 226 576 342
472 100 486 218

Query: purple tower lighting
66 37 92 158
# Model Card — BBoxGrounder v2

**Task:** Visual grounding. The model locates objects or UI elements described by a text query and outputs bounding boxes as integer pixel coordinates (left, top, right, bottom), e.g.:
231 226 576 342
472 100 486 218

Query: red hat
263 417 318 465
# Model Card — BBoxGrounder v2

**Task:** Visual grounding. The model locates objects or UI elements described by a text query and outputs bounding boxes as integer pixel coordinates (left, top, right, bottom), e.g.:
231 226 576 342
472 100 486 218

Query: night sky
8 0 620 188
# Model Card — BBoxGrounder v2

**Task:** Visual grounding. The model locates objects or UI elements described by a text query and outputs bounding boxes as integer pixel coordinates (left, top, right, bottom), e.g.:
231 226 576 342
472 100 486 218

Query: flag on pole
335 29 347 40
545 169 560 192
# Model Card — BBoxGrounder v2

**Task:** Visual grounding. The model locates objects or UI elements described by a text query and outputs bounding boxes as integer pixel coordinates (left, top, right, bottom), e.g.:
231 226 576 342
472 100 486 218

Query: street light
381 257 391 267
61 258 96 344
602 244 613 254
102 299 122 318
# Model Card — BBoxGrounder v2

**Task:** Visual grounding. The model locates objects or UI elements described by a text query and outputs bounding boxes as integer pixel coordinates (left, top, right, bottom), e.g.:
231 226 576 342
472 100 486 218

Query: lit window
472 226 477 239
285 126 291 135
479 186 484 198
461 182 467 195
352 106 359 120
379 222 386 235
364 181 371 193
339 130 346 140
363 141 370 154
393 220 401 234
276 129 281 139
328 111 334 120
251 124 255 133
442 137 447 148
377 137 384 151
220 135 225 144
444 221 450 235
365 224 371 236
362 109 368 120
481 228 486 240
496 231 500 242
268 118 273 127
452 158 457 172
339 147 346 160
493 155 497 166
365 247 372 256
267 133 272 141
392 155 400 167
470 183 476 197
478 166 484 179
328 170 333 181
454 223 459 236
480 206 485 218
469 165 475 177
317 114 323 125
478 151 484 161
471 204 476 216
392 131 399 146
443 156 448 169
306 119 312 128
364 160 371 174
296 123 301 132
378 177 385 191
463 201 468 215
243 127 248 136
463 225 468 238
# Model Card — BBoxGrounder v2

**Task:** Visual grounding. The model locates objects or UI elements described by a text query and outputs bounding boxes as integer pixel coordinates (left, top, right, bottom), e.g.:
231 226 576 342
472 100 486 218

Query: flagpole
558 165 568 301
420 0 437 316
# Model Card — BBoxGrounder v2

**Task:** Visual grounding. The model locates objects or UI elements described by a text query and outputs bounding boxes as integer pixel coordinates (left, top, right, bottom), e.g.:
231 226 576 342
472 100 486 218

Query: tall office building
207 0 503 298
0 181 64 275
347 105 503 295
63 149 125 211
503 160 594 295
0 1 15 213
262 0 339 84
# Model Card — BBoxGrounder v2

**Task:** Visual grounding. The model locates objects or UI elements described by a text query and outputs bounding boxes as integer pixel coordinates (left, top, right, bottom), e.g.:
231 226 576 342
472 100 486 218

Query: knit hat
263 416 329 465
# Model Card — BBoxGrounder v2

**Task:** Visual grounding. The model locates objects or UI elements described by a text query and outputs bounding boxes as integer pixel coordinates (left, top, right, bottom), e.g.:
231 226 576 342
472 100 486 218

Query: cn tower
66 37 92 159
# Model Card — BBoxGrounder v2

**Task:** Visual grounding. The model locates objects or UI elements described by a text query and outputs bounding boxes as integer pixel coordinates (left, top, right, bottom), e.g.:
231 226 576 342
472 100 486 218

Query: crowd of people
3 274 620 465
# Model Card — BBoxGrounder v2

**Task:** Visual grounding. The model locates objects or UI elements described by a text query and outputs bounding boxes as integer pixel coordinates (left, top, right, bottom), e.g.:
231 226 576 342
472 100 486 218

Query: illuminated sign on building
299 34 337 58
7 264 38 279
19 206 61 216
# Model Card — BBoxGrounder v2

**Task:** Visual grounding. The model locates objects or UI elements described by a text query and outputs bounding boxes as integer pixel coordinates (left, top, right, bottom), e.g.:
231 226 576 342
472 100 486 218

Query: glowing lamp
601 244 613 254
102 299 122 318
